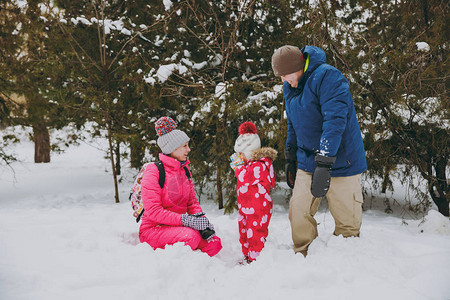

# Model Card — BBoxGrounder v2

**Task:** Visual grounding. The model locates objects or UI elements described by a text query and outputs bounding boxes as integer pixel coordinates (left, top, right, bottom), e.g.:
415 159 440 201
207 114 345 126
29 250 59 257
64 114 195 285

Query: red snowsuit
234 147 277 261
139 153 222 257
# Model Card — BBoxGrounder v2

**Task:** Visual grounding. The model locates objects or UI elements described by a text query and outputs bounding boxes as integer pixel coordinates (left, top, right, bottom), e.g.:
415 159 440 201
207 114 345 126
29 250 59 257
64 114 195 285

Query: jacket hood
285 46 327 92
248 147 277 161
301 46 326 73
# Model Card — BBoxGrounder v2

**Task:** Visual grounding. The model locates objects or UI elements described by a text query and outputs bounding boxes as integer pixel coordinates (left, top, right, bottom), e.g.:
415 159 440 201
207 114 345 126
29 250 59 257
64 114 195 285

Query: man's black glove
311 154 336 198
284 148 297 189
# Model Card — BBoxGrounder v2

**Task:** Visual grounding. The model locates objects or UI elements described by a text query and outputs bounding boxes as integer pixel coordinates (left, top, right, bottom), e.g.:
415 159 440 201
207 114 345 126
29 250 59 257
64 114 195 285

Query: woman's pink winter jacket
139 153 202 238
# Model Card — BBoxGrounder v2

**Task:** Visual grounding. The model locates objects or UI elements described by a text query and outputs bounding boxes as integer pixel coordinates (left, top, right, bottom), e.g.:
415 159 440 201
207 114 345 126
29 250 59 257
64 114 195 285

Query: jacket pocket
333 155 352 171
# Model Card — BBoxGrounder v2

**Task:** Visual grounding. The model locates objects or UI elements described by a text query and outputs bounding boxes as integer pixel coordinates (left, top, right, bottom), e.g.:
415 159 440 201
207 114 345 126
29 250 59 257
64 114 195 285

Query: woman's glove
311 154 336 198
284 148 297 189
199 228 216 240
229 153 245 170
181 212 214 231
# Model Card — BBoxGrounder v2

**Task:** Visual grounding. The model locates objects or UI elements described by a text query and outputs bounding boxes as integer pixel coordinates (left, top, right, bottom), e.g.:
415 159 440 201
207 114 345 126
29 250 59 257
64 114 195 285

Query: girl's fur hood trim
248 147 278 161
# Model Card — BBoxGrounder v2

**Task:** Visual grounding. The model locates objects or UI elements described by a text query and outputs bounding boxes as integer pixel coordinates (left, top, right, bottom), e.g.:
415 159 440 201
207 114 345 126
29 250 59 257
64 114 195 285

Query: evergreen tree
1 0 54 163
47 0 197 202
313 0 449 215
2 0 447 215
0 1 20 166
145 0 304 211
1 0 87 164
352 0 449 216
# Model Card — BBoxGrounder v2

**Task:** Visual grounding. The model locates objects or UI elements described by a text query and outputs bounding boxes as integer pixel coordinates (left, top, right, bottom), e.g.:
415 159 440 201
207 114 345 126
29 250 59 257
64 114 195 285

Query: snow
12 23 22 35
69 16 131 37
1 130 450 300
71 17 92 26
193 61 208 70
416 42 430 52
156 64 177 83
215 82 228 99
163 0 173 11
191 101 211 122
14 0 27 9
155 63 188 83
120 28 132 36
390 96 448 129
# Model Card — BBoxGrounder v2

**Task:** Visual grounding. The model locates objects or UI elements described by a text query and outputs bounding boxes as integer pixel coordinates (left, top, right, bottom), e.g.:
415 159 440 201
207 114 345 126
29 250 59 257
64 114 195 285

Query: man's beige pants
289 169 363 255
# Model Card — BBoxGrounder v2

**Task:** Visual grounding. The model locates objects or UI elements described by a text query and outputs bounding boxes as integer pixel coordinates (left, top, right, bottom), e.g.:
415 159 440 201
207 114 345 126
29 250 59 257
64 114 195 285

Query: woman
138 117 222 257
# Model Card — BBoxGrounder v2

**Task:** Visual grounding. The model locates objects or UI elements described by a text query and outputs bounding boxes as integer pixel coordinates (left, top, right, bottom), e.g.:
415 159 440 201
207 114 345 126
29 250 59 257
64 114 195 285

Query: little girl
230 122 277 262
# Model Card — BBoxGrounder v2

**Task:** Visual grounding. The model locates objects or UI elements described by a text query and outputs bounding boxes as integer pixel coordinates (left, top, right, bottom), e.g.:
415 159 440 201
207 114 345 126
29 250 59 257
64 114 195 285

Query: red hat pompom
239 121 258 135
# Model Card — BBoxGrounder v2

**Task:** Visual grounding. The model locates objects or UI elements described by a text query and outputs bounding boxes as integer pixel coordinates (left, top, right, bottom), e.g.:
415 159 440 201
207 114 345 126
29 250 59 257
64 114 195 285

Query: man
271 45 367 256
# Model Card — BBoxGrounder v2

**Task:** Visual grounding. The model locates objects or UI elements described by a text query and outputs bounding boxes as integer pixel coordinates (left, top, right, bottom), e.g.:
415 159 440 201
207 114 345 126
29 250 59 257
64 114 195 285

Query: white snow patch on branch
215 83 228 99
416 42 430 52
163 0 173 11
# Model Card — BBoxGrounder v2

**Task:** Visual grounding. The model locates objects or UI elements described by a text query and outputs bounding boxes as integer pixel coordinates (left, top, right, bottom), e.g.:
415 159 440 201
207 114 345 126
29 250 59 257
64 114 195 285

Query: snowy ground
1 130 449 300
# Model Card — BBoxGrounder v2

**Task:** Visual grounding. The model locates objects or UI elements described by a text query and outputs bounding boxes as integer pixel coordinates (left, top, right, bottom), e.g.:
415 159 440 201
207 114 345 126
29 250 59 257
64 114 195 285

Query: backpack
129 161 192 223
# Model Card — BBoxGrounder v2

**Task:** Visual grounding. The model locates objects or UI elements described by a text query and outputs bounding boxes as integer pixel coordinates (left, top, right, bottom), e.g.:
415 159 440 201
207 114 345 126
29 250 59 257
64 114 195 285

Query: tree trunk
381 168 390 193
430 158 449 216
0 96 9 129
429 185 449 217
115 141 121 176
107 122 120 203
217 164 224 209
33 120 50 163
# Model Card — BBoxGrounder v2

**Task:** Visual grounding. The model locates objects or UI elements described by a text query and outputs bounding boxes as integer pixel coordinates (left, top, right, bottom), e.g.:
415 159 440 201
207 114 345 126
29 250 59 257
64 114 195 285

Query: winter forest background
1 0 448 216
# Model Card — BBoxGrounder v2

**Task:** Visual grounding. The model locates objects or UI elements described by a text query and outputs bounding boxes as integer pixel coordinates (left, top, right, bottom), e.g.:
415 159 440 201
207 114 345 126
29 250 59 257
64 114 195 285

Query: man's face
280 70 304 88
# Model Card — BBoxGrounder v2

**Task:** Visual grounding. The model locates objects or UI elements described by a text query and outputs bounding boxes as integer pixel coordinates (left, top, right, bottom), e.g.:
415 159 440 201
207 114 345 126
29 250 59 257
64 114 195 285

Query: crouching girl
139 117 222 257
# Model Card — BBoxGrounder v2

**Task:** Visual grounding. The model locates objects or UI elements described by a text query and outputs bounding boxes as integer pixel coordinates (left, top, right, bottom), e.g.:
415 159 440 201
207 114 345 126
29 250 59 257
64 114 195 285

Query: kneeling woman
139 117 222 257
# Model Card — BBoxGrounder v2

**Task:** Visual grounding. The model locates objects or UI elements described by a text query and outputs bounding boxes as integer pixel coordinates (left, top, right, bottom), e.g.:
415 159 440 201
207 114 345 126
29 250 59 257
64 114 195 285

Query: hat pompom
155 117 177 137
239 122 258 135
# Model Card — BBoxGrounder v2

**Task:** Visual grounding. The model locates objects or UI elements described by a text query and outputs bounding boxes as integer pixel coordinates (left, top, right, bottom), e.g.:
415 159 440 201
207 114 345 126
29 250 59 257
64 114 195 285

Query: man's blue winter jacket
284 46 367 177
